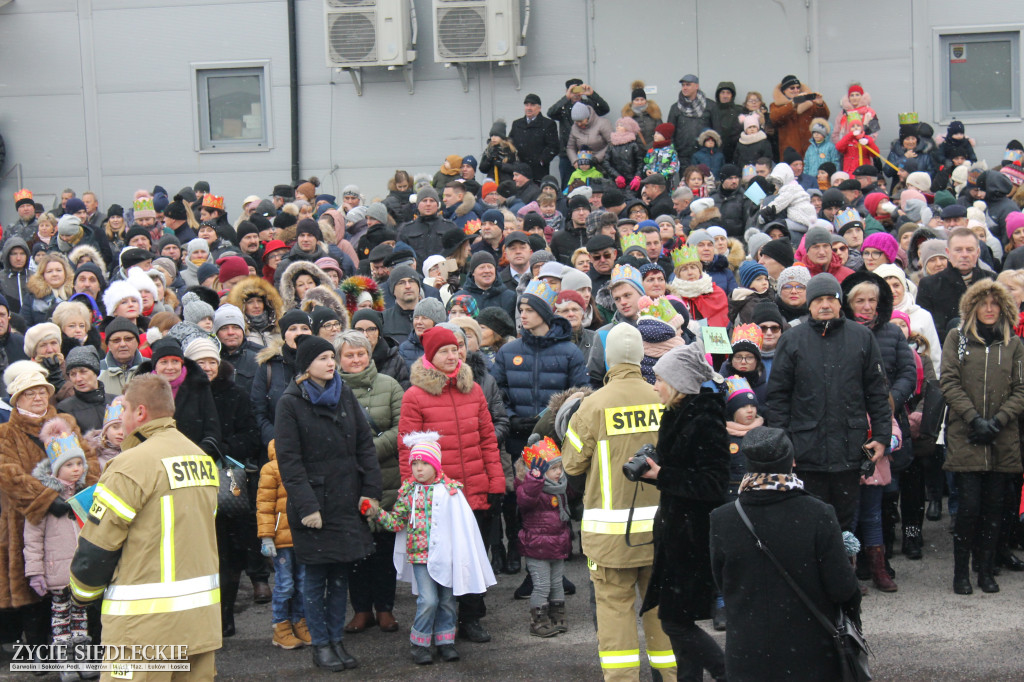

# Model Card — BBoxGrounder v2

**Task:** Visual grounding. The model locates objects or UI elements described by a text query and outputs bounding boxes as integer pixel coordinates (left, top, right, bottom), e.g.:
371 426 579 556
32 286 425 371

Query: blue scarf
304 372 343 407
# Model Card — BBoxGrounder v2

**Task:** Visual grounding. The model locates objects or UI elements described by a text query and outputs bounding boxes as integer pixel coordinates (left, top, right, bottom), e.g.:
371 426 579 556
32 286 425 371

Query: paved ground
3 511 1024 680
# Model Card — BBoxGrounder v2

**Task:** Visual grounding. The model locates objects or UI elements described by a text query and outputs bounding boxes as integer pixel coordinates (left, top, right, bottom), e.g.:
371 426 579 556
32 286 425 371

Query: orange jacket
256 441 292 548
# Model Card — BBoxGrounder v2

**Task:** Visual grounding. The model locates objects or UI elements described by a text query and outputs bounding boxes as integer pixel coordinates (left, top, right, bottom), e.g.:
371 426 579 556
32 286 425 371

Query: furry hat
126 266 158 299
102 280 142 317
23 322 61 359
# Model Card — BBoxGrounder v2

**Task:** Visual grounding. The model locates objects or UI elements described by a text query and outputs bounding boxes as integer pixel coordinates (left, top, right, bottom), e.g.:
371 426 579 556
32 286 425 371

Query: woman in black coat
141 338 221 456
351 309 410 389
275 335 382 671
639 345 729 682
252 309 313 445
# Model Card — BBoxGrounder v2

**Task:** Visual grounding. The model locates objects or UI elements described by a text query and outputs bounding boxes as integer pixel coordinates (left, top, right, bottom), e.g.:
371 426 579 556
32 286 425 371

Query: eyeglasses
354 325 379 335
591 251 616 261
320 321 342 331
759 324 782 333
832 245 849 253
780 284 806 292
21 387 50 398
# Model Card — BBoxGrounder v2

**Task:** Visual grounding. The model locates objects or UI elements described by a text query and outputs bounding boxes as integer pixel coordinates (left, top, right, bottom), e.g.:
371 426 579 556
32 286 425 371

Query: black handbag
218 459 251 520
734 499 872 682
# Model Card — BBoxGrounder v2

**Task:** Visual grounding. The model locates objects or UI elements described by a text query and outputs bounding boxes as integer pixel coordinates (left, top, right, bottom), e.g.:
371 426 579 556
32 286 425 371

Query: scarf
738 472 804 493
542 475 570 523
17 407 46 419
631 103 648 115
281 343 298 370
653 137 671 149
726 415 764 437
855 313 877 327
610 130 637 145
738 130 767 145
248 311 271 332
775 296 807 322
167 366 187 398
676 89 707 118
304 372 343 407
669 274 714 299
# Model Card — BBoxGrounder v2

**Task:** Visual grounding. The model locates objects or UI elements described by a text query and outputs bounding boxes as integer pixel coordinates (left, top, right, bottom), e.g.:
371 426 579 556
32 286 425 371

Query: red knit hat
655 122 675 139
216 256 249 284
554 290 586 310
421 327 459 365
848 84 864 96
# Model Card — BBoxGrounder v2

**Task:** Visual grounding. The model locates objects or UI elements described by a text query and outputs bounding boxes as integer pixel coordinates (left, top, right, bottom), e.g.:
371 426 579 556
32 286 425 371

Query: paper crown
462 218 482 235
14 189 33 206
898 112 919 125
133 198 154 213
201 194 225 211
847 111 863 123
45 429 85 468
620 232 645 252
1004 148 1023 166
638 296 677 324
523 278 557 308
577 149 593 162
522 437 562 469
671 245 700 268
103 398 126 427
725 375 756 402
833 207 864 229
731 323 763 350
610 263 643 290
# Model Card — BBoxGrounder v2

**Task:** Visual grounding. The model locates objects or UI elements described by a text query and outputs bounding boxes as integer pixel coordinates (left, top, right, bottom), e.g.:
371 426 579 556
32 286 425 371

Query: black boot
953 545 973 595
997 547 1024 571
926 498 942 521
312 644 344 671
854 551 871 581
561 575 576 596
220 579 239 637
505 546 522 575
977 552 1000 593
902 526 923 560
490 544 507 575
513 574 533 600
330 641 358 669
458 619 491 643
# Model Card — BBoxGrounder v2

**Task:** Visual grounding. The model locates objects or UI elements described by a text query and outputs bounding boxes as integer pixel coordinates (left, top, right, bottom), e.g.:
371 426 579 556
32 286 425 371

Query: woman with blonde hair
24 252 74 325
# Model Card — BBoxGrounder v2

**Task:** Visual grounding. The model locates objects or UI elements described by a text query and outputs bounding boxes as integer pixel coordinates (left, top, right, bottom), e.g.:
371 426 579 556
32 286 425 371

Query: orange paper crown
463 218 481 235
522 437 561 469
202 194 225 211
14 189 33 204
731 323 763 349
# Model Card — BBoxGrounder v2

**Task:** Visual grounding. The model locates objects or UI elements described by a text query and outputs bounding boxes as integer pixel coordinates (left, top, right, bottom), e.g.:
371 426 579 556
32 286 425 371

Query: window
192 61 272 152
939 31 1020 121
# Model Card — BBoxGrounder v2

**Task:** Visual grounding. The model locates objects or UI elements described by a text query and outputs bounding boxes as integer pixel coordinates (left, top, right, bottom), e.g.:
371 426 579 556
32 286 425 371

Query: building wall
0 0 1021 219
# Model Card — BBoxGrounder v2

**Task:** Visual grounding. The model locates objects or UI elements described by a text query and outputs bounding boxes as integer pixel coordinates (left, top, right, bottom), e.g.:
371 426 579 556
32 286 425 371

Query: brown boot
273 621 304 649
344 611 376 634
376 610 399 632
867 545 897 592
529 605 558 638
291 618 311 644
548 601 567 633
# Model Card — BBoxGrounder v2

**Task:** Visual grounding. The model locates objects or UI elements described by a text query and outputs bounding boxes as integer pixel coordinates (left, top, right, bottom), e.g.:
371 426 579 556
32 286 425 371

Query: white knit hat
102 280 142 316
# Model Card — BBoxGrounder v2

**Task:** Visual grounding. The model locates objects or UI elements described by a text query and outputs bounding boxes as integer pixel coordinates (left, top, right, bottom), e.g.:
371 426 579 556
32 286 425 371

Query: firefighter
562 323 677 681
70 374 220 681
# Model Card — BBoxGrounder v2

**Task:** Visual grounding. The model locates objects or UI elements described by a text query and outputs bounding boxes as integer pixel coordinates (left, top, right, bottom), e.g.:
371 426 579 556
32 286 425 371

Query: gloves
530 458 550 478
29 575 47 597
301 511 323 529
615 175 626 189
260 538 277 558
487 493 503 510
48 498 73 518
509 415 539 435
40 355 64 392
969 416 1000 445
629 176 642 191
759 205 777 221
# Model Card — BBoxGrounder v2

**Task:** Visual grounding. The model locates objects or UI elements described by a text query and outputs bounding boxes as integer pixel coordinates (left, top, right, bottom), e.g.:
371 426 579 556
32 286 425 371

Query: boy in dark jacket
723 376 763 499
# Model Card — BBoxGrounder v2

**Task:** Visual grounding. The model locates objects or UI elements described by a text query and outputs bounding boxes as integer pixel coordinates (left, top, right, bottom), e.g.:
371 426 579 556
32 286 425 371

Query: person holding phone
769 74 830 161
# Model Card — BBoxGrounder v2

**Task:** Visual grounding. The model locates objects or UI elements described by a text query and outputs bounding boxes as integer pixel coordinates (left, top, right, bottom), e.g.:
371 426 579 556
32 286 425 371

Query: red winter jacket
835 131 880 175
399 359 503 511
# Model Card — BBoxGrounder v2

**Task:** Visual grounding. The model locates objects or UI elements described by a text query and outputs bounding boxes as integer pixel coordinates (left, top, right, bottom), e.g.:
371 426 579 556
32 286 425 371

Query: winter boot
311 644 344 671
437 644 460 662
344 611 376 633
410 644 433 665
71 635 99 680
548 601 567 633
505 546 522 574
292 618 311 644
220 579 240 637
953 543 973 594
977 552 1000 593
902 526 923 560
529 605 558 638
867 545 897 592
926 498 942 521
854 550 871 581
712 594 726 631
490 543 507 575
273 621 304 649
330 641 358 669
513 574 533 600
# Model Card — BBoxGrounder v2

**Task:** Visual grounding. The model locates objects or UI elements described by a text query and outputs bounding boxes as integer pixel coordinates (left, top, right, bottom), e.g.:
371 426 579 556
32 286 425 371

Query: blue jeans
857 485 884 546
271 548 305 624
302 562 350 646
410 563 457 647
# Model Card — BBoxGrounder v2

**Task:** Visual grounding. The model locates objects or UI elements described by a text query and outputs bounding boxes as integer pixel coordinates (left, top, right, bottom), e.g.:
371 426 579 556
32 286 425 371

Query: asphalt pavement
3 510 1024 680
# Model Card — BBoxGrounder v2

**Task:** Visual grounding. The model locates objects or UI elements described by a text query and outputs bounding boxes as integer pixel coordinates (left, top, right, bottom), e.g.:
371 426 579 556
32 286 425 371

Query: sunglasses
591 251 616 261
832 245 849 252
759 324 782 333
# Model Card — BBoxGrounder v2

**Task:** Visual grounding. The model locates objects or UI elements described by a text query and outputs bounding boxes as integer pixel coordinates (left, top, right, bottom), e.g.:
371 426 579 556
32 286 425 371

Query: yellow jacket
562 364 663 568
70 417 221 654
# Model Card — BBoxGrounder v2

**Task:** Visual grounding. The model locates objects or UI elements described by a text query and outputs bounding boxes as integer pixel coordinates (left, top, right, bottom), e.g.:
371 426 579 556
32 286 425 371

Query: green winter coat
341 364 404 509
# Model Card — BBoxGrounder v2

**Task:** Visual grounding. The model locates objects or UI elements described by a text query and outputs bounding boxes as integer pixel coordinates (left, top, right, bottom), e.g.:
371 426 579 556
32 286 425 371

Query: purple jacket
515 473 571 560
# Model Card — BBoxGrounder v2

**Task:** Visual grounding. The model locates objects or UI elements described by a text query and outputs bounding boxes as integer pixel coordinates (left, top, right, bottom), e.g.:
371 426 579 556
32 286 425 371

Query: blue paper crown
46 431 85 466
833 207 863 230
610 263 643 291
523 279 557 307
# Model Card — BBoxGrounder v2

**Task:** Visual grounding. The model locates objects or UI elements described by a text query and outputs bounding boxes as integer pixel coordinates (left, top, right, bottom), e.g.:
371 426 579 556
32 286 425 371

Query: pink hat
861 232 899 264
404 432 443 475
899 189 926 210
739 114 760 130
890 309 912 332
1005 212 1024 242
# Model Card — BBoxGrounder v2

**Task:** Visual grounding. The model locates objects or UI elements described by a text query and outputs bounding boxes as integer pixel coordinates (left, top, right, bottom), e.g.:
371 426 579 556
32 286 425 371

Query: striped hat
404 431 443 475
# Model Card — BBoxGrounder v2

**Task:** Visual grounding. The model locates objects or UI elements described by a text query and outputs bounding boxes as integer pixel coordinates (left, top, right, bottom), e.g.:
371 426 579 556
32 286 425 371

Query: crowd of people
1 70 1024 681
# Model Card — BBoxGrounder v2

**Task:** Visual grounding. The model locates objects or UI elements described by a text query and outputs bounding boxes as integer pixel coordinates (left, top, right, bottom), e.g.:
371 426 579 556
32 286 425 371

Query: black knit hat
279 309 312 334
164 196 189 221
751 300 785 328
294 334 335 376
295 218 323 242
477 306 515 339
104 316 140 341
310 306 341 335
742 426 795 474
149 338 184 364
821 188 846 209
759 239 794 268
236 220 259 241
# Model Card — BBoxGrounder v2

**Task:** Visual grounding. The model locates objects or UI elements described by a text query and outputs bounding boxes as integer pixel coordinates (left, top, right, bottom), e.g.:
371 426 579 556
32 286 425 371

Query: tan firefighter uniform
562 363 677 681
69 417 221 681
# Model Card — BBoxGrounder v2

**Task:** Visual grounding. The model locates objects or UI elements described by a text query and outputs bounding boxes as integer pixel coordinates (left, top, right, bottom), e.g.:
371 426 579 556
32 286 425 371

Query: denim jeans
302 562 351 646
410 563 457 647
856 485 884 546
272 547 305 624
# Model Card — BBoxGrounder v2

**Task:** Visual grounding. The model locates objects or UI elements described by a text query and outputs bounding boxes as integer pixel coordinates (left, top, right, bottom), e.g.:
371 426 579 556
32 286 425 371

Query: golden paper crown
620 232 645 252
463 218 481 235
731 323 763 349
523 437 562 469
14 189 33 204
133 198 154 213
638 296 677 324
671 245 700 268
201 194 225 211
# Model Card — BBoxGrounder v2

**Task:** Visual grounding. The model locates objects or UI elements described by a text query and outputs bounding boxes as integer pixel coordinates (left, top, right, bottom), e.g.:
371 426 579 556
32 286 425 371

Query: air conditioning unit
433 0 525 63
324 0 414 68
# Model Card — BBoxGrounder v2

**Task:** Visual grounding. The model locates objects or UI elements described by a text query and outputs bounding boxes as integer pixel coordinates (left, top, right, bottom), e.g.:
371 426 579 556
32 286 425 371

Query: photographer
638 344 729 682
562 324 678 680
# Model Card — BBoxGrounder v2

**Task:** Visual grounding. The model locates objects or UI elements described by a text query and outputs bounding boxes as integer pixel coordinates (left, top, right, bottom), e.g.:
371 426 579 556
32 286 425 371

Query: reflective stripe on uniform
104 574 220 601
69 578 104 601
647 649 677 668
160 495 175 583
94 484 136 522
581 506 658 535
101 588 220 616
565 426 583 451
598 440 612 510
600 649 641 669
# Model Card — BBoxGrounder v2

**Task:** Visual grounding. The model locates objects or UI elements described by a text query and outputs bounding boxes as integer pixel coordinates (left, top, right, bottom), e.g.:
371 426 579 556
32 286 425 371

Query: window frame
934 27 1021 124
191 60 273 153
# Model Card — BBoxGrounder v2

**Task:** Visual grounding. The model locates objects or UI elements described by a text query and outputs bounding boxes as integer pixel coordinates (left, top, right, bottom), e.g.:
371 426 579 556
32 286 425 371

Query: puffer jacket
981 171 1019 241
466 350 510 449
340 363 403 510
398 330 424 369
251 339 297 446
566 105 614 165
135 357 221 457
398 358 504 511
599 138 646 182
548 93 611 158
56 388 114 433
515 472 571 560
490 317 589 421
24 267 74 326
397 213 457 265
941 280 1024 473
0 238 31 314
454 276 517 318
710 186 755 238
710 82 745 158
256 442 292 548
23 459 90 590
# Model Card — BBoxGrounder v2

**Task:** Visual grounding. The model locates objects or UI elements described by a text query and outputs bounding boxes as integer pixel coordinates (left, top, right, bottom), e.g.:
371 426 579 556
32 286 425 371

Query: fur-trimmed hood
773 81 814 107
27 254 75 300
841 270 894 329
279 260 330 309
256 337 286 365
454 190 477 218
225 275 285 327
68 244 107 275
409 356 474 396
809 117 831 135
690 206 723 230
726 237 745 271
32 456 88 493
697 129 722 147
620 80 662 121
83 428 120 471
299 285 350 329
959 279 1018 330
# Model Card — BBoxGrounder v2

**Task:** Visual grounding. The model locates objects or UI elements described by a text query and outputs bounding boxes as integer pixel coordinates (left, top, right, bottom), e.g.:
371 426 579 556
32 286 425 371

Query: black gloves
48 498 74 519
40 355 64 392
759 205 777 222
487 493 504 510
969 416 1001 445
509 415 539 436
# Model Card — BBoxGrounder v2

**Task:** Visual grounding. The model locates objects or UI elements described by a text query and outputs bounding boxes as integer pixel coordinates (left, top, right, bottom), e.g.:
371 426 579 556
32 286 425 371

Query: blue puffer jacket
398 330 424 369
454 276 518 318
490 317 589 420
705 254 737 296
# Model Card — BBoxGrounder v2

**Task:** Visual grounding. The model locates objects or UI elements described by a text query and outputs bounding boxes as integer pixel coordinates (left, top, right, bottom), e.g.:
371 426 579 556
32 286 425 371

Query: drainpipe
287 0 300 184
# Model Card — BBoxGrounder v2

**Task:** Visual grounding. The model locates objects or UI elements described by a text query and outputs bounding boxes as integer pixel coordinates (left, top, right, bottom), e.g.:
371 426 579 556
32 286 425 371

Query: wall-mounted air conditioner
324 0 414 68
433 0 526 64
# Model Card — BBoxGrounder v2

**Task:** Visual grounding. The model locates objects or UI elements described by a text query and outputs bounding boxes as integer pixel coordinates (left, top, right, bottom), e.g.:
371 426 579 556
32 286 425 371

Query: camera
860 445 876 478
623 444 659 482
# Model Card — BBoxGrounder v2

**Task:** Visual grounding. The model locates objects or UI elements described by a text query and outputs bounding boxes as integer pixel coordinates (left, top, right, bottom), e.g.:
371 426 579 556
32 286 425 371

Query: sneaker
410 645 433 665
437 644 460 662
